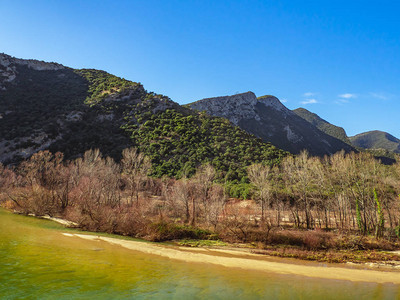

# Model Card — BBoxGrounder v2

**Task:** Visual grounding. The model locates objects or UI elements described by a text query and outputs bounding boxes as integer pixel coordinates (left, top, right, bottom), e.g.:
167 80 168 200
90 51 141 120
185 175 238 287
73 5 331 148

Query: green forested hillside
0 54 286 180
126 108 285 178
350 130 400 154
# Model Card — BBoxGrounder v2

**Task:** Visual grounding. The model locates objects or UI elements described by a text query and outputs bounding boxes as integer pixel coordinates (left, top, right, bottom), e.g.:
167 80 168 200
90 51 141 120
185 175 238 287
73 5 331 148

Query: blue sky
1 0 399 137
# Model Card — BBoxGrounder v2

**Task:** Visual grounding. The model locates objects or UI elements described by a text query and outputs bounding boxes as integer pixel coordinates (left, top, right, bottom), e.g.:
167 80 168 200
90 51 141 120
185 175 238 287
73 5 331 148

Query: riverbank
33 214 79 227
7 208 400 274
62 231 400 284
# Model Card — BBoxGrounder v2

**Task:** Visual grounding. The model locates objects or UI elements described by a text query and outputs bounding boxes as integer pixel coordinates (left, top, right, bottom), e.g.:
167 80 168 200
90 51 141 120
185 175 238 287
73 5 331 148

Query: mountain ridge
0 53 286 180
293 107 351 145
350 130 400 154
189 92 355 156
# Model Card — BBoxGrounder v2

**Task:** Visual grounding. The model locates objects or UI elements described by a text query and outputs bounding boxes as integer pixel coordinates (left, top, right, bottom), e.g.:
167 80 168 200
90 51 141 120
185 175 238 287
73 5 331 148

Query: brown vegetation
1 149 400 261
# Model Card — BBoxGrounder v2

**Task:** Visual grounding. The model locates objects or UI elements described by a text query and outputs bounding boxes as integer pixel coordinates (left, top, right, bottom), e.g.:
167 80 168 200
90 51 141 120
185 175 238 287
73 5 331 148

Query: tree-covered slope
290 108 396 163
0 53 286 180
349 130 400 154
293 107 351 145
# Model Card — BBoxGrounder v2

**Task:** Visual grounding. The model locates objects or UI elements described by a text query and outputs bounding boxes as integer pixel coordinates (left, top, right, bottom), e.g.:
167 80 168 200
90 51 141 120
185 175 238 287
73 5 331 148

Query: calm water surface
0 208 399 299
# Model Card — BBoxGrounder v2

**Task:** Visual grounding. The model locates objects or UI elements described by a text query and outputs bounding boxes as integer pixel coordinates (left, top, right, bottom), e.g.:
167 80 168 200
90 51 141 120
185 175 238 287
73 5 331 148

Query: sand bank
42 216 79 227
24 212 79 227
63 233 400 284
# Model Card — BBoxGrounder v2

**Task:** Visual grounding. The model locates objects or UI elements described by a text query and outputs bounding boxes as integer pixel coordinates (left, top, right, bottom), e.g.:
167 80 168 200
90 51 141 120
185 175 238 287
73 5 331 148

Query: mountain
293 107 351 145
350 131 400 154
188 92 355 156
0 53 286 179
291 108 397 164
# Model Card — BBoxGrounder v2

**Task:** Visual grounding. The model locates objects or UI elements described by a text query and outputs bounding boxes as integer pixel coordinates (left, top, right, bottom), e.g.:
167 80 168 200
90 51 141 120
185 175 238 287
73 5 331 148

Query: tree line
1 149 399 246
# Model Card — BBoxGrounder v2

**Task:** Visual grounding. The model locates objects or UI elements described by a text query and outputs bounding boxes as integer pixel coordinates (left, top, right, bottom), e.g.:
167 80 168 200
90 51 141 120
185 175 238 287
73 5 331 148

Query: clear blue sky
1 0 399 137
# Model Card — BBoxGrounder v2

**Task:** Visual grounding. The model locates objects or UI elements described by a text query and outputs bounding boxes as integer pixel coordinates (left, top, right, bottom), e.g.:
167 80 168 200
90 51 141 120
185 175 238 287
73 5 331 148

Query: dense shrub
149 222 213 241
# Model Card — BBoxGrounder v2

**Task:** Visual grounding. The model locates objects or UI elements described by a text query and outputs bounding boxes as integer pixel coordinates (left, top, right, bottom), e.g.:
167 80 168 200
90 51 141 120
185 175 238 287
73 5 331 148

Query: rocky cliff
0 53 64 91
189 92 355 156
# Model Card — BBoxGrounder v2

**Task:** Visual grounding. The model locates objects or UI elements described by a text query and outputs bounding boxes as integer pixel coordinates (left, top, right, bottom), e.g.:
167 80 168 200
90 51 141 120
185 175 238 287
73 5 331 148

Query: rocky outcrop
189 92 291 126
189 92 355 156
190 92 261 125
0 53 65 91
0 53 64 71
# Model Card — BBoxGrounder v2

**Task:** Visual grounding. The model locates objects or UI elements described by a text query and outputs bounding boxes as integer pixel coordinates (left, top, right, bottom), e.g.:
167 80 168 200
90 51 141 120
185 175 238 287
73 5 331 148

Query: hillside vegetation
0 54 286 181
293 107 351 145
292 108 398 164
1 149 400 264
1 54 400 264
350 130 400 154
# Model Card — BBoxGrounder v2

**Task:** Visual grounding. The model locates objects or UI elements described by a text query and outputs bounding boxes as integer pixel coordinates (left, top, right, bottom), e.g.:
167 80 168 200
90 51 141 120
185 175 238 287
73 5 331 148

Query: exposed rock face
0 53 65 90
0 132 61 163
189 92 355 156
190 92 261 125
257 95 290 114
0 53 64 71
190 92 291 125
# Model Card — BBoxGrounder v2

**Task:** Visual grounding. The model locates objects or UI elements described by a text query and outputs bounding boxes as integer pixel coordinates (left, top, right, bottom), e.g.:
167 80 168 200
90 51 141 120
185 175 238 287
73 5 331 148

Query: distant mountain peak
189 92 291 126
350 130 400 153
193 91 256 106
257 95 289 113
190 91 259 126
189 93 354 156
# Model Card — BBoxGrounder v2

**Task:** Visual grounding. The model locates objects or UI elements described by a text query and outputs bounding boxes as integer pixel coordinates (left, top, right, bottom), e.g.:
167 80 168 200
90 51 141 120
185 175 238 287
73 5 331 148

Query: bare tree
248 163 272 224
282 151 315 229
208 184 226 230
121 148 151 206
172 177 194 224
193 164 216 224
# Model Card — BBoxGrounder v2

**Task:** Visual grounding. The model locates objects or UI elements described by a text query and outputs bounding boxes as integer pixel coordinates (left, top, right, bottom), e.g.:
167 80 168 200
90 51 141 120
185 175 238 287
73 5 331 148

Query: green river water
0 208 399 299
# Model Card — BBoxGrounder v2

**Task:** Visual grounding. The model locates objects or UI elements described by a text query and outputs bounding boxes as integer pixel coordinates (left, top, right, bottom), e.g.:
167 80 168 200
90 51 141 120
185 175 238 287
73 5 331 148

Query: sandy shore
24 212 79 227
63 232 400 284
41 215 79 227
